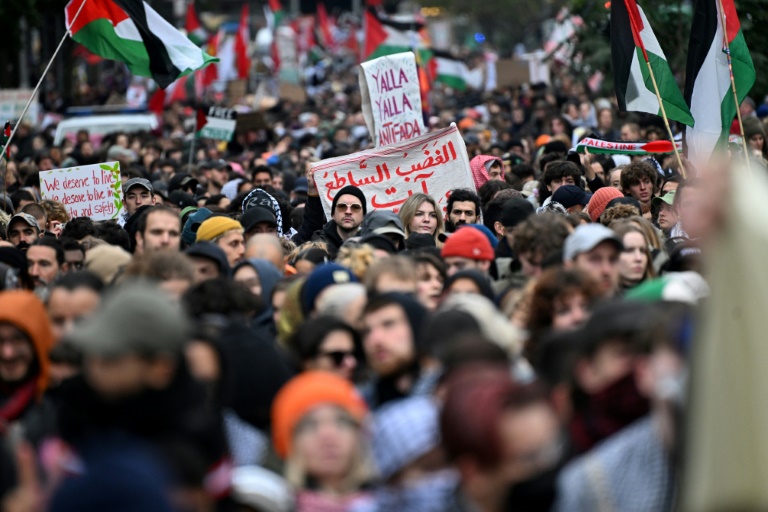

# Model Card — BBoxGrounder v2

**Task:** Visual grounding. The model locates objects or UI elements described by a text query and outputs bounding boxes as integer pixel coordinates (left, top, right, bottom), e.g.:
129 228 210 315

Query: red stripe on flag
235 3 250 79
623 0 648 61
65 0 130 36
363 9 387 60
186 3 201 33
269 0 282 13
720 0 740 42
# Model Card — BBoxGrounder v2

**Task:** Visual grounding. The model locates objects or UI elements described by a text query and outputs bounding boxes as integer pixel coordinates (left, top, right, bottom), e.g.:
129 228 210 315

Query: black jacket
310 220 345 258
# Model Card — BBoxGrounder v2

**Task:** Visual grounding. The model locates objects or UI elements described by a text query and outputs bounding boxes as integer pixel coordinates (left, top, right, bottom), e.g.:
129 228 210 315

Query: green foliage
571 0 767 101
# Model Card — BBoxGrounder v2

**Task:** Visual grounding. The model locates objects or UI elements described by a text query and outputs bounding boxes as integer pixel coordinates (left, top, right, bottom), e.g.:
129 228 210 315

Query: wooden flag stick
717 0 752 173
643 59 687 179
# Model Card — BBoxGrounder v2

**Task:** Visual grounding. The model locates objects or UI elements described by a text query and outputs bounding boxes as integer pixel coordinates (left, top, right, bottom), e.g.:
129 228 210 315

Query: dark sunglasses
319 350 356 367
335 202 363 213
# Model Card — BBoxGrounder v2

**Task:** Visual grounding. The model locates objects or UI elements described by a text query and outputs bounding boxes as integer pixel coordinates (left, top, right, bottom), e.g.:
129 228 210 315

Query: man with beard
445 189 481 233
311 185 366 258
555 303 688 511
7 213 42 249
26 238 68 300
360 293 438 409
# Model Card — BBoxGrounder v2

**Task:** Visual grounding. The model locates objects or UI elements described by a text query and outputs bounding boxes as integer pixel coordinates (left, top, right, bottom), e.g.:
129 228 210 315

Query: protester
312 186 367 257
360 293 438 408
441 227 495 277
196 216 245 266
272 372 372 511
611 221 656 291
399 193 445 246
563 224 622 298
445 189 481 232
0 291 55 496
289 317 361 380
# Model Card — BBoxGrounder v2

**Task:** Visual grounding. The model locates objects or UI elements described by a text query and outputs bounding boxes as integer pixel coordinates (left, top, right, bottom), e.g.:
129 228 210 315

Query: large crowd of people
0 58 758 511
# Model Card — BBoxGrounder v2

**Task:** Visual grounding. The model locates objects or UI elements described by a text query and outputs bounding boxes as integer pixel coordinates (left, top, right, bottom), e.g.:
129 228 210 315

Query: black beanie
331 185 367 215
365 292 428 351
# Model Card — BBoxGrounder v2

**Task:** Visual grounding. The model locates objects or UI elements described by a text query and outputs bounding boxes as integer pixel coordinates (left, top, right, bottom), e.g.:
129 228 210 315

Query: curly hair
620 161 658 193
599 204 640 226
512 213 571 263
335 243 375 280
40 199 71 223
525 268 601 354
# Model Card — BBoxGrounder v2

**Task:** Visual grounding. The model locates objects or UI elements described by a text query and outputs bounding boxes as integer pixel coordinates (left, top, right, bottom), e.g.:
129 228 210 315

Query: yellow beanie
196 217 243 242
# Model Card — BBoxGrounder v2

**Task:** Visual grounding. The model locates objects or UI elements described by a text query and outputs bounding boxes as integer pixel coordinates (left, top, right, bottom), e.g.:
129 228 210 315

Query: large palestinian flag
611 0 693 126
684 0 755 168
65 0 217 89
363 8 427 61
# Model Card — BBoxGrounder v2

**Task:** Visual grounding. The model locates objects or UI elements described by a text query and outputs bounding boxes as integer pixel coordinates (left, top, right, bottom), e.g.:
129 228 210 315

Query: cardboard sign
495 59 530 88
279 83 308 104
39 162 124 221
312 124 473 218
359 52 427 147
197 106 237 142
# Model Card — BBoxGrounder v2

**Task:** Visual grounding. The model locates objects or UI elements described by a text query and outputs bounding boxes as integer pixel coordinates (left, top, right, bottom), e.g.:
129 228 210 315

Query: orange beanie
586 187 625 222
271 371 368 458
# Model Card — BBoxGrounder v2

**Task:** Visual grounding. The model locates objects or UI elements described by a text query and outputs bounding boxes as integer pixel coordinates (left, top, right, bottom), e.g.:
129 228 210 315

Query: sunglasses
319 350 356 367
335 202 363 213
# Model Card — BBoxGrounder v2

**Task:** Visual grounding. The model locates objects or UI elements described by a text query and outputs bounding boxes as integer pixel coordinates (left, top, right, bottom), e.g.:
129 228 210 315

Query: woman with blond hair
398 193 444 246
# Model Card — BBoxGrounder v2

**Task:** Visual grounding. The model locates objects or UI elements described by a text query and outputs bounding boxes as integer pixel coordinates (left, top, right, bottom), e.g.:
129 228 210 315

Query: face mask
374 469 458 512
570 373 650 453
504 465 561 512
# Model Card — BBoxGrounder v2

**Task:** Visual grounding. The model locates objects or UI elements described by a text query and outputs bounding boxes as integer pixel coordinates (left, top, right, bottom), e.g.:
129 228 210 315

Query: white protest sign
0 89 39 124
39 162 124 221
359 52 427 147
198 106 237 141
312 124 472 218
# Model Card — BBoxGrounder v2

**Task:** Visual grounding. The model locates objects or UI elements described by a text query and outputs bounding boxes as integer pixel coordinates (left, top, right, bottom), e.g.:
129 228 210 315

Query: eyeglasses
318 350 356 367
335 202 363 213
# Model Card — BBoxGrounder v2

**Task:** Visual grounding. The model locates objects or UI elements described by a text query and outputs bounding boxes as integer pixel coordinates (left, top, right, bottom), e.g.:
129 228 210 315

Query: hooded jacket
233 258 283 337
0 291 52 399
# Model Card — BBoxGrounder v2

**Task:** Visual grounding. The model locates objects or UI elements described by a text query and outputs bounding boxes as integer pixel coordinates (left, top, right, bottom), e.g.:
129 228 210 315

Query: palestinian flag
185 3 208 46
234 3 251 79
433 49 469 90
148 73 198 115
65 0 217 89
317 3 335 51
611 0 694 126
363 8 426 61
684 0 755 168
576 137 682 155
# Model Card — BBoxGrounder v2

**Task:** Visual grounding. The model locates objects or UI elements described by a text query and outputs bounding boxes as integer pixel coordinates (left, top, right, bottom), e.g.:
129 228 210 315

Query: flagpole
0 0 89 161
717 0 752 173
643 60 687 179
